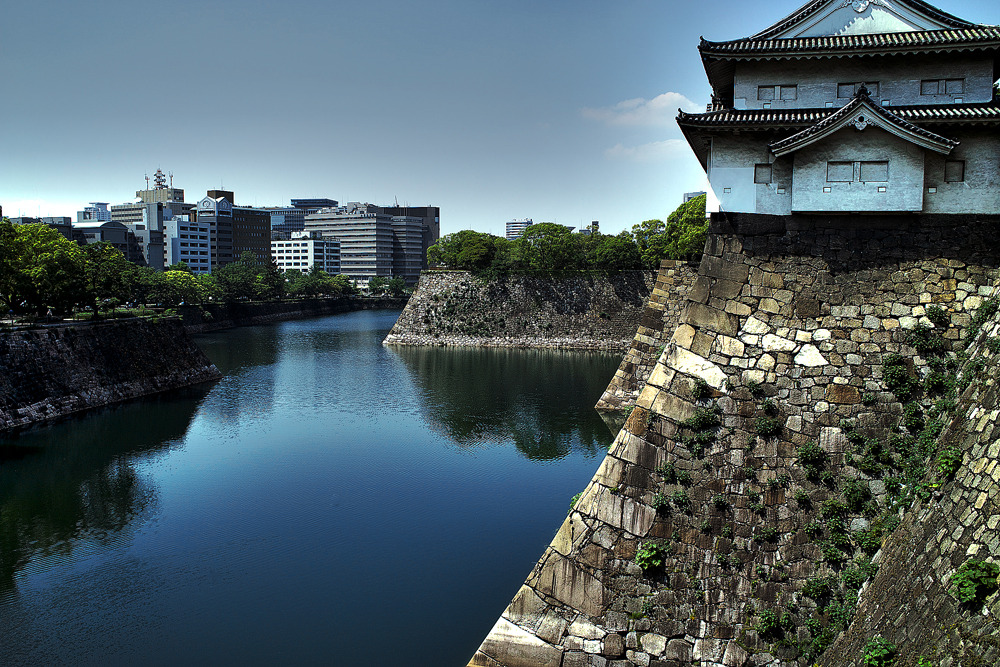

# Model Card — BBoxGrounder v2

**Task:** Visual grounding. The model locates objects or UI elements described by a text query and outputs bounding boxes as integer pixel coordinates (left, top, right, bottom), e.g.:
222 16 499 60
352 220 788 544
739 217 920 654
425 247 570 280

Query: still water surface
0 310 619 666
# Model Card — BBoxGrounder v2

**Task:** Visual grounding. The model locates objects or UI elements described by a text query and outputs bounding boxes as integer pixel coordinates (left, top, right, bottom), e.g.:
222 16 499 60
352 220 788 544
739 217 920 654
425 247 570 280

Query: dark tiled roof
701 27 1000 58
749 0 978 41
767 88 957 152
677 103 1000 129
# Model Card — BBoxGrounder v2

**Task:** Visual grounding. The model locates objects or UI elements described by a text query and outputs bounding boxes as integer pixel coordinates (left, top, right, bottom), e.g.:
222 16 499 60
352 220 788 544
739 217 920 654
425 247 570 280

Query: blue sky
2 0 997 236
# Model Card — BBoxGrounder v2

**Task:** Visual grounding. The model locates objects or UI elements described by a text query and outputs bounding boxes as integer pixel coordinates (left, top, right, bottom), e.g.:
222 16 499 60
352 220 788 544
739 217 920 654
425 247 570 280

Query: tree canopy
426 195 708 275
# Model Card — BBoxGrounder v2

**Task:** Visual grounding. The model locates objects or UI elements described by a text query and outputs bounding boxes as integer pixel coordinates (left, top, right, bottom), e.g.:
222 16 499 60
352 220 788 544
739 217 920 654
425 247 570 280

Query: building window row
826 160 889 183
757 85 797 101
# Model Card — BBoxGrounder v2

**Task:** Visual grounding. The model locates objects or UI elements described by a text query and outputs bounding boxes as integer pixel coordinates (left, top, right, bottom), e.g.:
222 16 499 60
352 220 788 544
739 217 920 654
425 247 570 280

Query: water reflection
0 387 210 593
391 346 619 460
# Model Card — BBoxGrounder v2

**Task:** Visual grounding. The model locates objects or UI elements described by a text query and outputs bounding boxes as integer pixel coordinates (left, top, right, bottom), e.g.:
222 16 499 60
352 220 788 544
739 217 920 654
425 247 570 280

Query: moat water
0 310 619 666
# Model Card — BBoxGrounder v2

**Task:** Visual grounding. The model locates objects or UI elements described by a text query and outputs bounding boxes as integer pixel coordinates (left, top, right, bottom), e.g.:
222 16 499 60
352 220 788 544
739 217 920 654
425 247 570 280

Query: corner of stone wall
595 260 700 413
468 215 1000 667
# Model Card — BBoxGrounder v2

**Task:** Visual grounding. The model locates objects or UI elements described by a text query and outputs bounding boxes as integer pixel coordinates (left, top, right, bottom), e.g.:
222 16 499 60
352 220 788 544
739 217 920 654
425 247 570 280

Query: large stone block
682 303 739 336
701 256 751 283
474 618 563 667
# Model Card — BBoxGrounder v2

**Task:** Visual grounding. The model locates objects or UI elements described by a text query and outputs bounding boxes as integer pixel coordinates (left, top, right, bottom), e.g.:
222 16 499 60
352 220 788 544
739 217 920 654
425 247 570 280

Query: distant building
269 199 340 240
109 202 172 270
233 206 272 262
683 191 707 203
77 202 112 222
73 220 142 260
272 231 341 274
165 216 212 274
506 218 533 240
381 205 441 270
304 202 427 286
579 221 600 236
10 216 77 242
137 169 184 204
196 195 235 268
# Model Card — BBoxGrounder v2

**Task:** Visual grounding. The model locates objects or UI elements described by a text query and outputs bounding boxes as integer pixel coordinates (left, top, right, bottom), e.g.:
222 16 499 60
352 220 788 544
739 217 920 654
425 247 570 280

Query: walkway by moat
0 309 619 666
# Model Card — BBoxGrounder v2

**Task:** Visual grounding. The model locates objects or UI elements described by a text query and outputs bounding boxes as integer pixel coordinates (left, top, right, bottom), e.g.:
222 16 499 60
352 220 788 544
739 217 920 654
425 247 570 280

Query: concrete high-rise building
110 202 172 270
196 195 235 268
233 205 272 262
304 203 394 286
268 199 339 240
506 218 533 240
10 217 76 241
165 216 211 274
381 205 440 270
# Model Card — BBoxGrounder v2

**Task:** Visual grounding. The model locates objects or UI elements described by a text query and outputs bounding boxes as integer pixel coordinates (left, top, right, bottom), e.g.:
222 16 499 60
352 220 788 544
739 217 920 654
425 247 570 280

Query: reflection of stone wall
0 318 221 432
384 271 656 351
468 213 1000 667
179 296 407 333
596 260 699 412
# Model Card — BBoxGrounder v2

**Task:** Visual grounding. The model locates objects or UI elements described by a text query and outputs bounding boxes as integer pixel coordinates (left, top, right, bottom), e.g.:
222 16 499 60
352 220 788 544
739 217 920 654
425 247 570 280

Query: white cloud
582 92 701 127
604 139 688 163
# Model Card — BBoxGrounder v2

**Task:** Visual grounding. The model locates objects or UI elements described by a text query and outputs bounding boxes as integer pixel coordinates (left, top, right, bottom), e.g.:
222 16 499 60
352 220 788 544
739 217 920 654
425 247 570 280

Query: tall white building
272 231 341 275
505 218 533 240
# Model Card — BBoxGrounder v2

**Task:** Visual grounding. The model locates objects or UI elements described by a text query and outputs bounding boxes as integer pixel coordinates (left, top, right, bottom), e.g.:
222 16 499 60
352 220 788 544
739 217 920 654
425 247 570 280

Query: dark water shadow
390 346 620 460
0 385 211 594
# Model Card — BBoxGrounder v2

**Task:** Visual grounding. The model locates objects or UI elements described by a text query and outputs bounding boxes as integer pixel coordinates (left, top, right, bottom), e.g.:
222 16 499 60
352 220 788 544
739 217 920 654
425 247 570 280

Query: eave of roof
676 102 1000 130
700 27 1000 58
749 0 977 41
767 87 958 156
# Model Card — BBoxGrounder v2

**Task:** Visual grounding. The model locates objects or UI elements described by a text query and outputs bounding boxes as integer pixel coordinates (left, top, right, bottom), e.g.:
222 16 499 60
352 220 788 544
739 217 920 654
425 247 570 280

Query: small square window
827 161 854 182
757 86 775 101
928 187 938 194
723 188 732 194
754 164 773 184
921 79 941 95
860 161 889 182
877 187 887 193
945 160 966 182
780 85 797 100
777 188 786 195
823 187 832 193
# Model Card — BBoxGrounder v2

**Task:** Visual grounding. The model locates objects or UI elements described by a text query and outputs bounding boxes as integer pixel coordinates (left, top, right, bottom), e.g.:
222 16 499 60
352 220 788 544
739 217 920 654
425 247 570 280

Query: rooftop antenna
145 173 150 190
169 171 174 188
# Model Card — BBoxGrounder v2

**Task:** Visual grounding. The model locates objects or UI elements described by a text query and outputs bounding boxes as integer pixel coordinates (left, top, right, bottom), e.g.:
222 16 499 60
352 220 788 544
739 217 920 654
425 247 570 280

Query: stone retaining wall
468 213 1000 667
0 318 221 432
595 261 699 412
383 271 656 351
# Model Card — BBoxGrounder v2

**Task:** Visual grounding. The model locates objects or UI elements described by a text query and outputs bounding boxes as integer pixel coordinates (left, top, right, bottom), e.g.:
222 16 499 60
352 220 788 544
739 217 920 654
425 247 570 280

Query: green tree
631 194 708 267
213 251 262 302
83 242 136 316
386 276 407 296
368 276 389 294
592 232 643 272
0 222 87 316
157 270 206 307
516 223 586 272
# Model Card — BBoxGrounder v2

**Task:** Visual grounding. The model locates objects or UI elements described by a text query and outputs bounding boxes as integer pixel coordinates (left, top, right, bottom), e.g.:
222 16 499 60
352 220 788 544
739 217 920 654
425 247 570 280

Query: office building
77 203 112 222
506 218 533 240
165 216 212 274
272 231 341 274
137 169 184 204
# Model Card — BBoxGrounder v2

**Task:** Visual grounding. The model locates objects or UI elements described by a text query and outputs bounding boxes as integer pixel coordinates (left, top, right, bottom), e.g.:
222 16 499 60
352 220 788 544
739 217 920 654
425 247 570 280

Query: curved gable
751 0 978 40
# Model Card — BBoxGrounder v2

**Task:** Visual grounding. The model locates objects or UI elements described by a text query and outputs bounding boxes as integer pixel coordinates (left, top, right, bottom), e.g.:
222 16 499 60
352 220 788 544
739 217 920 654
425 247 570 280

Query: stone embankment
468 213 1000 667
383 271 656 351
0 318 221 432
179 296 407 333
595 261 699 412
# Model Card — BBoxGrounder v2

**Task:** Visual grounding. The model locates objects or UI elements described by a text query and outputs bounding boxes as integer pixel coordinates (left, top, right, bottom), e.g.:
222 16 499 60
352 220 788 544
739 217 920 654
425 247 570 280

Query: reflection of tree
0 387 207 592
391 346 619 460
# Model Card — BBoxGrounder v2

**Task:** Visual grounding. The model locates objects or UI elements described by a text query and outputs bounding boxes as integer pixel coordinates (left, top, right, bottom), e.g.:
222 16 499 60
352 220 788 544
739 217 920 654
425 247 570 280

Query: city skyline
3 0 997 237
